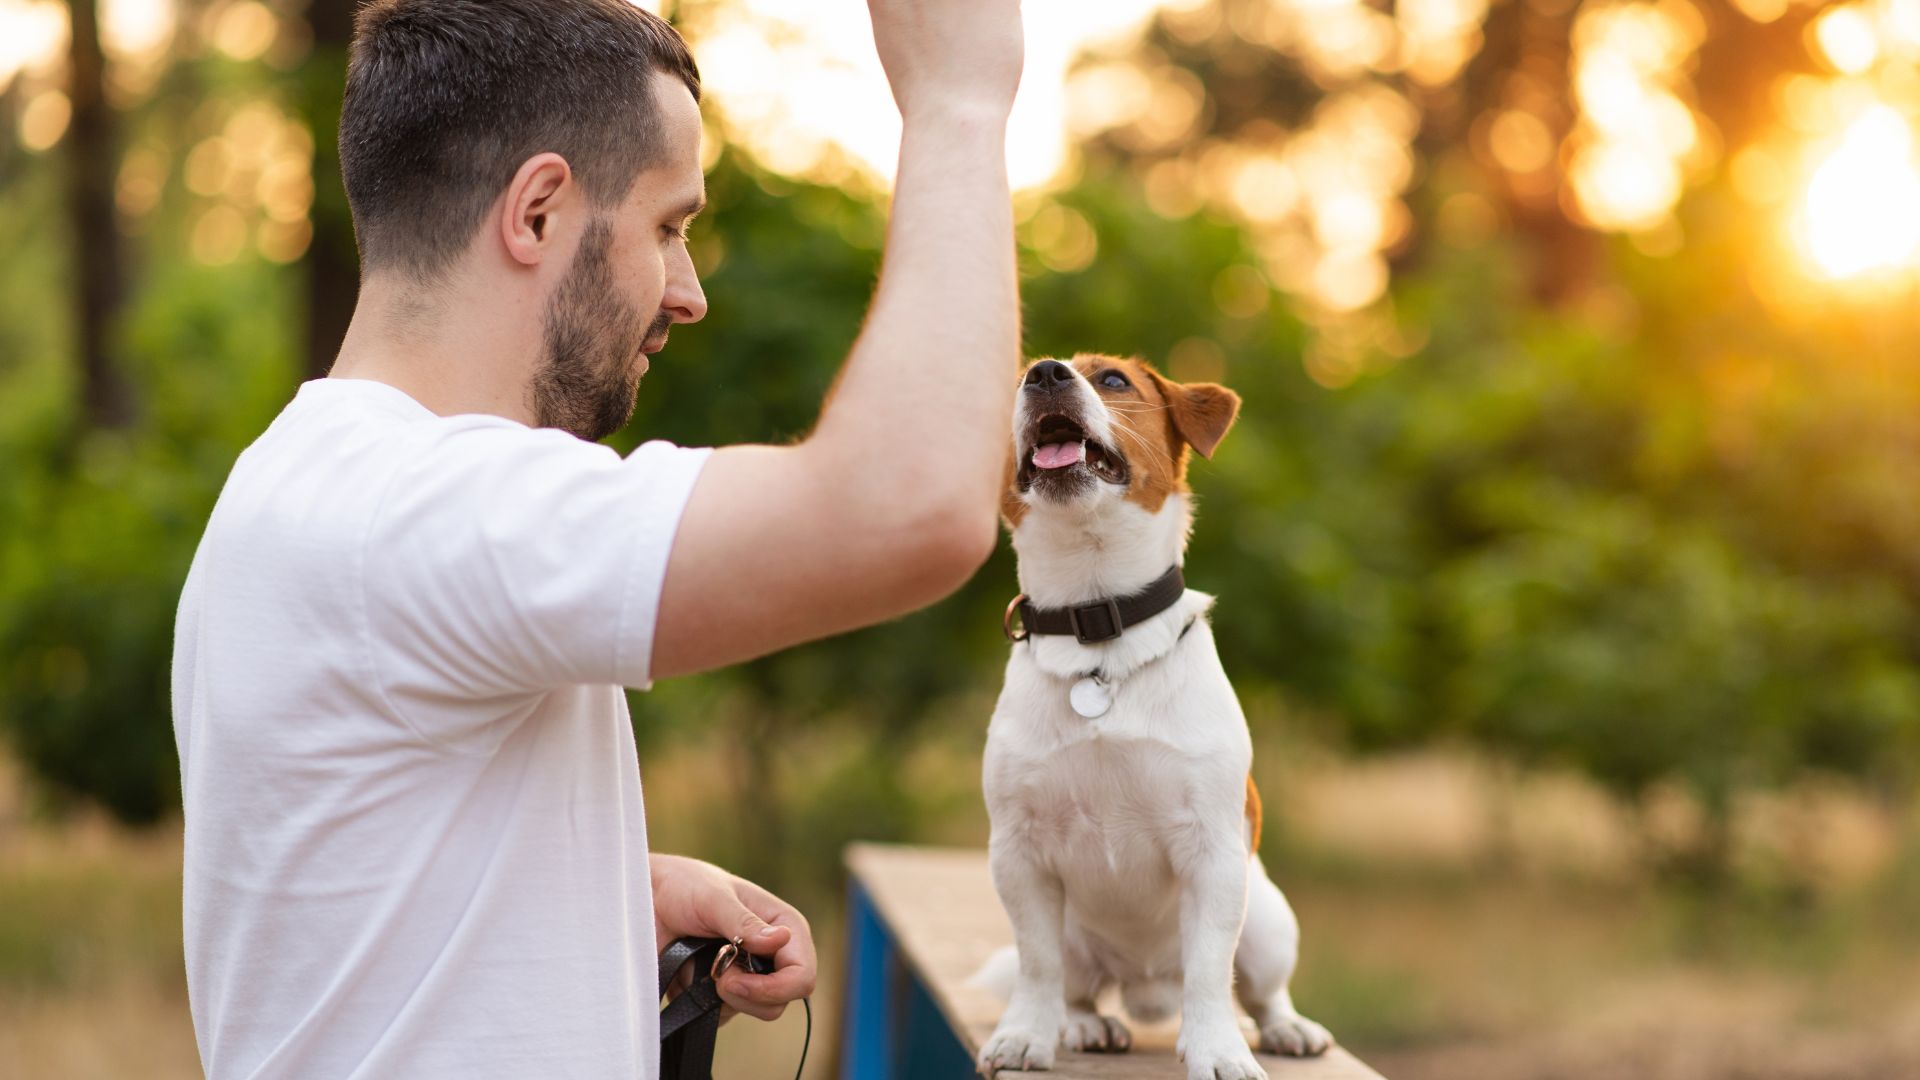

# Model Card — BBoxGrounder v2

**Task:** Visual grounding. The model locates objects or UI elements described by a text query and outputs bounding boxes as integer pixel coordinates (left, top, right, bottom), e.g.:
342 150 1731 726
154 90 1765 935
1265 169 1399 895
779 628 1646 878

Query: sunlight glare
694 0 1178 192
0 0 65 94
1566 1 1705 232
103 0 174 62
1812 6 1879 74
1397 0 1492 86
1799 105 1920 279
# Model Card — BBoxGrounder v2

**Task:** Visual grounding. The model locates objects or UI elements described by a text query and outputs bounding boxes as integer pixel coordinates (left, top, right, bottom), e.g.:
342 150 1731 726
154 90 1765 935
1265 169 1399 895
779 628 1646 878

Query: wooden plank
844 844 1385 1080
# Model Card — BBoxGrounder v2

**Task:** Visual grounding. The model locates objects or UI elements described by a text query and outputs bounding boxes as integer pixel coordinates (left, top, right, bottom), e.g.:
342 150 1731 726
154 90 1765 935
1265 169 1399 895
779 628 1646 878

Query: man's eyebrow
670 196 707 222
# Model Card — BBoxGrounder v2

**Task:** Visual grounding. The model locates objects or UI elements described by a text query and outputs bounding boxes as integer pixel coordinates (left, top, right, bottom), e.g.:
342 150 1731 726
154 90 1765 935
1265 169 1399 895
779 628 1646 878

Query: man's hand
868 0 1024 122
652 854 817 1022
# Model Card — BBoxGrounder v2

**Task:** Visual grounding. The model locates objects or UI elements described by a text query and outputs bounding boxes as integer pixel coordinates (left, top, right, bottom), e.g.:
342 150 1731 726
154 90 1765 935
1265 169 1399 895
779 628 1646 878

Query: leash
659 936 811 1080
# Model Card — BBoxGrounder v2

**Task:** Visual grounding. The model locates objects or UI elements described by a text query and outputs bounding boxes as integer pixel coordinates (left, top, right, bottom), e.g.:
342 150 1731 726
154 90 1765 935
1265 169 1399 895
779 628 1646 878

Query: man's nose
1023 359 1072 390
664 249 708 324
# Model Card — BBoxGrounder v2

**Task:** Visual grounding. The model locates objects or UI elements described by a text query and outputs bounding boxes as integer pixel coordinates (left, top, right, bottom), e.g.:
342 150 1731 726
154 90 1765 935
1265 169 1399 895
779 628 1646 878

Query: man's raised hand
867 0 1024 123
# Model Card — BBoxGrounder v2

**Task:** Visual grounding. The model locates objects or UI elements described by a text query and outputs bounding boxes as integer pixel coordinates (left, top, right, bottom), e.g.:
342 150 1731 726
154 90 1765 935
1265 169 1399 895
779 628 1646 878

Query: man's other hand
868 0 1024 122
651 853 817 1021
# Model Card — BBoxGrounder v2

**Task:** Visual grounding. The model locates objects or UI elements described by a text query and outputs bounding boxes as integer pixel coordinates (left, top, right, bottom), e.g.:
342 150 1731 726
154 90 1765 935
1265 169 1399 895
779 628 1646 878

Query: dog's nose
1024 360 1073 390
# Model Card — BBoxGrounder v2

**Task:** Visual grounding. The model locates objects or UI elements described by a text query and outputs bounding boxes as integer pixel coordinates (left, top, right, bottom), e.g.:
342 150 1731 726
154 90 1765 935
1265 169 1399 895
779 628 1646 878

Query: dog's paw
1258 1012 1333 1057
1177 1025 1267 1080
1062 1008 1131 1053
978 1025 1058 1072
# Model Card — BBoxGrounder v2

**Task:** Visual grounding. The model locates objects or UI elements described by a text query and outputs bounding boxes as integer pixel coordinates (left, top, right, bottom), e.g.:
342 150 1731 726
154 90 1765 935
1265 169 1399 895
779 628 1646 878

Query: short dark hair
339 0 701 281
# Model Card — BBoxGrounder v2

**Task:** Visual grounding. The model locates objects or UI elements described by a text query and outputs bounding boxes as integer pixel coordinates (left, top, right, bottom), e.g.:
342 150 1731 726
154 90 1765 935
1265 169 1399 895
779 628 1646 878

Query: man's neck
327 271 542 427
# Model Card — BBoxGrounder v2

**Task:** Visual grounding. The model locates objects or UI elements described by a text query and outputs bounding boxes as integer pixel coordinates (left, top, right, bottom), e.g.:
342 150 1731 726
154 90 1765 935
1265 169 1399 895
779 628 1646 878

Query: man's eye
1100 371 1131 390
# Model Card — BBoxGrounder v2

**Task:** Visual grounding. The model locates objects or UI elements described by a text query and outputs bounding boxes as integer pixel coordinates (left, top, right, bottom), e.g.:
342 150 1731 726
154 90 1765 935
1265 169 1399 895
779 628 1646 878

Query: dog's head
1004 353 1240 528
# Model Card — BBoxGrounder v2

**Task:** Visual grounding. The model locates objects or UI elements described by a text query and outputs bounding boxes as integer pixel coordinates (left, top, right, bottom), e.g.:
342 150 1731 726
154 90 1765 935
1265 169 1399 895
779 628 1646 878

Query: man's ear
500 152 574 267
1149 367 1241 459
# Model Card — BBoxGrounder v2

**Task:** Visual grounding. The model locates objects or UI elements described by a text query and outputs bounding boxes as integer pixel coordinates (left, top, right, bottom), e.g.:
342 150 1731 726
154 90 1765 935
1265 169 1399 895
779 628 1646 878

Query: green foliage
4 118 1919 896
0 166 299 822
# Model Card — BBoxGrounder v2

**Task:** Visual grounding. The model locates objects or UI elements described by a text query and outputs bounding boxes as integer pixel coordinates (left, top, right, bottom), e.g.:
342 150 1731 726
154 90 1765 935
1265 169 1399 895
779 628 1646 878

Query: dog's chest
983 629 1252 880
992 720 1192 861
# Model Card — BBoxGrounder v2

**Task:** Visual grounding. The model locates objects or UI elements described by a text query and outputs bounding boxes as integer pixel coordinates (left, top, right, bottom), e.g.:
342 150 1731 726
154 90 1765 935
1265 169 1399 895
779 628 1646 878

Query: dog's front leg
1176 848 1266 1080
979 842 1068 1072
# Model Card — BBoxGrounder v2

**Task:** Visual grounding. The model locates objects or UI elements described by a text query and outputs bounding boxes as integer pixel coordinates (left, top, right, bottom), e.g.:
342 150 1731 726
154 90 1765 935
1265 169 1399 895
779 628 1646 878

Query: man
169 0 1023 1075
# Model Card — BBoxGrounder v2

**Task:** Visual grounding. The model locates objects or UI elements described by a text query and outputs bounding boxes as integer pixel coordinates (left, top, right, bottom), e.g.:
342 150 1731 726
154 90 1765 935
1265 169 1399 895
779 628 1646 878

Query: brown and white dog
977 355 1331 1079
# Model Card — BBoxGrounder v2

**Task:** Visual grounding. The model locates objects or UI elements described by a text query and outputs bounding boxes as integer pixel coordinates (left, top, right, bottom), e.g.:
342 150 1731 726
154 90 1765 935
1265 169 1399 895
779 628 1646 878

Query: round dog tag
1069 676 1111 719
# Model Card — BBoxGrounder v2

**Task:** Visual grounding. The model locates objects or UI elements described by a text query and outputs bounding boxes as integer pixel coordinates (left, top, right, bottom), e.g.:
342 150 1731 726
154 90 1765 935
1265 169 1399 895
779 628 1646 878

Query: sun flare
1797 104 1920 281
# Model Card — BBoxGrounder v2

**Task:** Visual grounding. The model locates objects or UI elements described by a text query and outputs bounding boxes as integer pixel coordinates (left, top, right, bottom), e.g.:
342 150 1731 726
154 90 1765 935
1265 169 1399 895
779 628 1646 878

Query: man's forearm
813 106 1019 527
646 4 1023 681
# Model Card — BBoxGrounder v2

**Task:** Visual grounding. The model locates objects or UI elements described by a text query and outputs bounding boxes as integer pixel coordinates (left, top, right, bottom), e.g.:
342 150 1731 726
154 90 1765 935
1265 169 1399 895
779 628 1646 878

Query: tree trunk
300 0 358 380
66 0 133 428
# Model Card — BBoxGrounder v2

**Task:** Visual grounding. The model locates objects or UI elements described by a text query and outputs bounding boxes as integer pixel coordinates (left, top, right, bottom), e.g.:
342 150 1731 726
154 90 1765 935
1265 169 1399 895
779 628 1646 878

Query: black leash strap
658 936 810 1080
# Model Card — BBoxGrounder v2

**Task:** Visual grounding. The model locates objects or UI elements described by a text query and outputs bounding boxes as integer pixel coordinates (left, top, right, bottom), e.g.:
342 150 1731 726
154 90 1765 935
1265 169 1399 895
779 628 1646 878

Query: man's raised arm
651 0 1024 680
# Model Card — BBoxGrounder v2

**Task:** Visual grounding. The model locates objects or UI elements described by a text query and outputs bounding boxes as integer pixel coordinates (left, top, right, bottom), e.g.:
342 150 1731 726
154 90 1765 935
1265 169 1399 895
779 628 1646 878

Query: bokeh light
11 0 1920 314
682 0 1181 192
18 88 70 152
0 0 64 94
1565 0 1706 233
208 0 277 62
1796 104 1920 280
1813 5 1880 73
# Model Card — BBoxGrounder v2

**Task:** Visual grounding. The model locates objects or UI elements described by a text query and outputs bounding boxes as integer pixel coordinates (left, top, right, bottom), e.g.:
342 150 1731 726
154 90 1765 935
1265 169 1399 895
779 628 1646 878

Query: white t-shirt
171 377 711 1079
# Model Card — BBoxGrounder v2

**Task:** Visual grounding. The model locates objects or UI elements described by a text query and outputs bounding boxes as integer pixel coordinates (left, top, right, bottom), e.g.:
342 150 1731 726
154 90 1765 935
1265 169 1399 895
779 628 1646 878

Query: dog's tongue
1033 441 1086 469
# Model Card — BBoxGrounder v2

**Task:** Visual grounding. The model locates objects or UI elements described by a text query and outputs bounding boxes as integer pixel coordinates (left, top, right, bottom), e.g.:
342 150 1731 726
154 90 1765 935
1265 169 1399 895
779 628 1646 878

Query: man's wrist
650 852 692 890
899 96 1013 142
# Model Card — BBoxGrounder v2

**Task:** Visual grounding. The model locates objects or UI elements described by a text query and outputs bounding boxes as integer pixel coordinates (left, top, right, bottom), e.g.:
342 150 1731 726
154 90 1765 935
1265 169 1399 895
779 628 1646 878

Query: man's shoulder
240 380 617 498
218 378 704 561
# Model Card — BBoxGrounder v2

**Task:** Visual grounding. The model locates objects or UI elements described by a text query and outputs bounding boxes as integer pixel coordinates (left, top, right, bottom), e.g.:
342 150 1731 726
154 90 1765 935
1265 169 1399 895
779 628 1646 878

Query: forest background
4 0 1920 1076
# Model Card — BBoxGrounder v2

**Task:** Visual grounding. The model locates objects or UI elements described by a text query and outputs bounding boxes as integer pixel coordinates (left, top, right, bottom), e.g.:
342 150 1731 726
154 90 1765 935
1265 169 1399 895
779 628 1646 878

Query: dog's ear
1149 369 1241 459
1000 442 1027 528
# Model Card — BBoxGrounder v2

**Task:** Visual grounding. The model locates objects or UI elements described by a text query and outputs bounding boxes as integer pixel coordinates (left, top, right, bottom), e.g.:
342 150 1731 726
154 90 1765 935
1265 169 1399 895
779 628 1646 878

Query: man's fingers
716 977 794 1021
718 983 783 1014
737 916 789 955
721 960 816 1007
716 974 787 1021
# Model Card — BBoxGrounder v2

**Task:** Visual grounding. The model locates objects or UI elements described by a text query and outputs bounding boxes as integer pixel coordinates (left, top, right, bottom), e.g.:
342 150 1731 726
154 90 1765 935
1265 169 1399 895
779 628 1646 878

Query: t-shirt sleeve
364 424 710 717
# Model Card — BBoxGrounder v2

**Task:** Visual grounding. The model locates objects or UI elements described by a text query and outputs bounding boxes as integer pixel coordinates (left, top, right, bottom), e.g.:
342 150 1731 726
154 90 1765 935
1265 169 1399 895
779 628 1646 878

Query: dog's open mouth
1018 414 1128 490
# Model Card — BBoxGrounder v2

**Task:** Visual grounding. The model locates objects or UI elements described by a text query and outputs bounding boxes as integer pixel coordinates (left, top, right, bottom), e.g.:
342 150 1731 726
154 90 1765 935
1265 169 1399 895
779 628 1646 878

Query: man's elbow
896 498 1000 602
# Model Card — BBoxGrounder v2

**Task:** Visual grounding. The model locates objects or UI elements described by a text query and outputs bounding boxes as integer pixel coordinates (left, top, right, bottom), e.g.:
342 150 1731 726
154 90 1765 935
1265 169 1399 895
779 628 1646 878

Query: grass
2 742 1918 1079
0 815 193 1079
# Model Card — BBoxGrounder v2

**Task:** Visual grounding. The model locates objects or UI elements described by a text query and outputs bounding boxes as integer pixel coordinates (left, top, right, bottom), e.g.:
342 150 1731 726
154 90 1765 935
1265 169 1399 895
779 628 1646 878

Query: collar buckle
1003 593 1030 642
1067 598 1124 644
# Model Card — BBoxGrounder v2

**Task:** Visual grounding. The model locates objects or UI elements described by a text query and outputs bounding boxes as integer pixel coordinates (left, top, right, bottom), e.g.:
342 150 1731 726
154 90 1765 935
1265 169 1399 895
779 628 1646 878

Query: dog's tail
967 946 1019 999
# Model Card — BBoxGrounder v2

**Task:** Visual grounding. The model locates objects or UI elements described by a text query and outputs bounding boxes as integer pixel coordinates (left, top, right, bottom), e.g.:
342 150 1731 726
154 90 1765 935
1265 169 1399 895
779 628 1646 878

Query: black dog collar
1003 566 1186 644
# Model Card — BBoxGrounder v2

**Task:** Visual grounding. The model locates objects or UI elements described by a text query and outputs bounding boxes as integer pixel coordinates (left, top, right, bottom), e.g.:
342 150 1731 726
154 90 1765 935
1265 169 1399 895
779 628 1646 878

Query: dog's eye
1099 371 1131 390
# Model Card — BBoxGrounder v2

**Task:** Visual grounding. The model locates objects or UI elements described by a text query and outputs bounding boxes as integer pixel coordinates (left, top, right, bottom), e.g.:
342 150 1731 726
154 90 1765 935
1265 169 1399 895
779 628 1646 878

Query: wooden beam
845 844 1386 1080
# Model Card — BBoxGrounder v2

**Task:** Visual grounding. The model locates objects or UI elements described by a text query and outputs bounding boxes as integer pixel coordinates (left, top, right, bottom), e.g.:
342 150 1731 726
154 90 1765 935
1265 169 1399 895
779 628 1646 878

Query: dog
977 355 1332 1079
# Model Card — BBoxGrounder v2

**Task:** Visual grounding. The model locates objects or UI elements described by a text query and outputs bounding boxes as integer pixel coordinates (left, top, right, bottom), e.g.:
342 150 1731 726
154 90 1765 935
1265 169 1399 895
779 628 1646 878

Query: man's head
340 0 709 440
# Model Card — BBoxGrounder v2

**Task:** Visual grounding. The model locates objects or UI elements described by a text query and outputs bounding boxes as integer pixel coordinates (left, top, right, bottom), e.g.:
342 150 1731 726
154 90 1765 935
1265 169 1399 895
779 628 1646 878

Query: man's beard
531 217 671 442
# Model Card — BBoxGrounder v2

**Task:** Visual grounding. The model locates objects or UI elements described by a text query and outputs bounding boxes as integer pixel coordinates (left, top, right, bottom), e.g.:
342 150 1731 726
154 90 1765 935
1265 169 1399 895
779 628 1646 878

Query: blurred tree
64 0 133 427
300 0 357 379
1072 0 1878 313
2 0 1917 897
